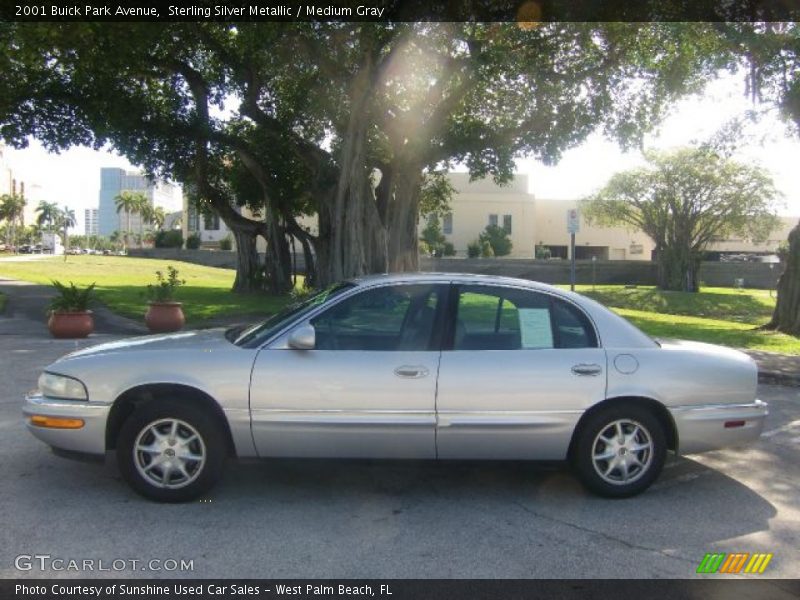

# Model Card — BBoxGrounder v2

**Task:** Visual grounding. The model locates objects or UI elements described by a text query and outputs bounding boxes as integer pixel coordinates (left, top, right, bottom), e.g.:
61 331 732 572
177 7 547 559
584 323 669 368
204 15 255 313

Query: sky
4 70 799 234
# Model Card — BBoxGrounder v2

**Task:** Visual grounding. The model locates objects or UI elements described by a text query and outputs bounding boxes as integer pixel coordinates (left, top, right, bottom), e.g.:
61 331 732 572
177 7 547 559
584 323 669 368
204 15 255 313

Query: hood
58 328 233 361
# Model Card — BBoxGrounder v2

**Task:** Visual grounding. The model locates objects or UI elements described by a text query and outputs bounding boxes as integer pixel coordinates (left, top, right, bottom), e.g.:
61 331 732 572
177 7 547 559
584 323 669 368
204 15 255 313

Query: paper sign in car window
518 308 554 349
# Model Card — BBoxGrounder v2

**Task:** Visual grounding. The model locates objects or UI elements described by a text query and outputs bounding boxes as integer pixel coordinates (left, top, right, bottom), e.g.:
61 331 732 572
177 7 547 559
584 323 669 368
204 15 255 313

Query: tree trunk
231 228 262 293
657 245 701 292
262 208 293 295
318 63 387 287
383 161 424 273
763 221 800 335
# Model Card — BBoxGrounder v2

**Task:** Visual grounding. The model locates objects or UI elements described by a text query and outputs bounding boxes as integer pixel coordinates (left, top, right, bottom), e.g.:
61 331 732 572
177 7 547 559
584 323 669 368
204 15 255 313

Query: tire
117 399 226 502
572 403 666 498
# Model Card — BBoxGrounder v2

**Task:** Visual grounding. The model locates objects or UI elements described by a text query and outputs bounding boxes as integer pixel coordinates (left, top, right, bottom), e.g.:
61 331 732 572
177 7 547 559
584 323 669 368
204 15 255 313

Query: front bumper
23 393 110 456
670 399 768 455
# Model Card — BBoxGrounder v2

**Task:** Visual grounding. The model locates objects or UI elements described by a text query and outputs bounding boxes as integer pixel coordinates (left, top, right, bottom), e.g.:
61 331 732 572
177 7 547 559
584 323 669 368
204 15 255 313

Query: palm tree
58 205 76 261
150 206 166 232
138 200 154 240
35 200 60 233
114 191 147 248
0 193 27 252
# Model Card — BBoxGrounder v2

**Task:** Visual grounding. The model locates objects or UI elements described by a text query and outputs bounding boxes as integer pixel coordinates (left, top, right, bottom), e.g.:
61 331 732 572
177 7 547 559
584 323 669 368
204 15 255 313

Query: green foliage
147 266 185 303
480 240 495 258
419 214 447 256
154 229 183 248
185 233 202 250
535 244 552 259
0 22 743 288
418 240 431 256
419 172 455 217
442 241 456 256
219 235 233 251
467 240 481 258
49 280 95 312
479 224 513 257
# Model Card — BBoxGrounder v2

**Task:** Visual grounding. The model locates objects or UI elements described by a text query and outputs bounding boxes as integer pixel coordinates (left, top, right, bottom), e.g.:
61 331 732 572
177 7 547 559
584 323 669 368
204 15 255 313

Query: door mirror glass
287 324 316 350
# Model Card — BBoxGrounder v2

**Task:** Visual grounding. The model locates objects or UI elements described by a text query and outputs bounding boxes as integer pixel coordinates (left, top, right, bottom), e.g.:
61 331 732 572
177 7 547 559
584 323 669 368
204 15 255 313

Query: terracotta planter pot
48 311 94 339
145 302 185 333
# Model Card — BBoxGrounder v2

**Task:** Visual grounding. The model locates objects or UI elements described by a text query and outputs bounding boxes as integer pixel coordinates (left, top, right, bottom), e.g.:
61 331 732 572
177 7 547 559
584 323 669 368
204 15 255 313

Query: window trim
443 283 601 351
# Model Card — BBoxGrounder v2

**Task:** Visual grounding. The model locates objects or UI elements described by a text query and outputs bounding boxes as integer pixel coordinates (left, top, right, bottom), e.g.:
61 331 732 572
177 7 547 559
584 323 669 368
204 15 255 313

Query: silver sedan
24 273 767 502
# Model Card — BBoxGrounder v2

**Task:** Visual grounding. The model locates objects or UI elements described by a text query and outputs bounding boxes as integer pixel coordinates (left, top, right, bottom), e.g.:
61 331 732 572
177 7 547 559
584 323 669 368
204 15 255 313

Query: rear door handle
394 365 429 379
571 363 602 376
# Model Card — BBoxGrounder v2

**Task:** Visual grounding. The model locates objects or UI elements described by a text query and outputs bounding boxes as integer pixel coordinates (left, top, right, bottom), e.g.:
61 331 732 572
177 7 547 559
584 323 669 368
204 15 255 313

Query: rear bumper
670 399 768 455
23 393 110 456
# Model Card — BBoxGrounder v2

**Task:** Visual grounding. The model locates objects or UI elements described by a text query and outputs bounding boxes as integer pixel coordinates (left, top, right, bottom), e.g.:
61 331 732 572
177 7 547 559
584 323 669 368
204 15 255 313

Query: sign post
567 209 580 291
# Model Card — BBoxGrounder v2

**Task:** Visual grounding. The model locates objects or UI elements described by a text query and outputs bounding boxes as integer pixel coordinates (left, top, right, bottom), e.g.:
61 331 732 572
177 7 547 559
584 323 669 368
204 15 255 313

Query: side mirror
287 324 315 350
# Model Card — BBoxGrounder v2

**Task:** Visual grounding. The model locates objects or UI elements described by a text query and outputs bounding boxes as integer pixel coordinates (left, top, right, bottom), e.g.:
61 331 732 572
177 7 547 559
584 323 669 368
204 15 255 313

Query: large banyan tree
1 21 730 291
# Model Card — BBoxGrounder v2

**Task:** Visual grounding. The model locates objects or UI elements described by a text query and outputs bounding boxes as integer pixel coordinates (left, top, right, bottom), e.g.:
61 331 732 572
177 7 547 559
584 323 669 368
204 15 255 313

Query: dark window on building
187 207 200 232
443 213 453 234
204 213 220 231
502 214 512 234
488 214 498 227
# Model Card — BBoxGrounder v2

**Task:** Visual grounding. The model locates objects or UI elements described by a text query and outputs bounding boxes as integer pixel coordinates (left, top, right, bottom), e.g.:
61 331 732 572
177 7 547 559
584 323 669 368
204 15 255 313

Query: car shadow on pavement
197 453 777 550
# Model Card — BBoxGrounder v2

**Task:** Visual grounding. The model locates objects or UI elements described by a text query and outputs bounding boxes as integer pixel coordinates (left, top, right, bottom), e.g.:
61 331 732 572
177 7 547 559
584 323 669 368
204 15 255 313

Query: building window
187 207 200 232
443 213 453 234
204 213 220 231
488 214 498 227
503 214 512 234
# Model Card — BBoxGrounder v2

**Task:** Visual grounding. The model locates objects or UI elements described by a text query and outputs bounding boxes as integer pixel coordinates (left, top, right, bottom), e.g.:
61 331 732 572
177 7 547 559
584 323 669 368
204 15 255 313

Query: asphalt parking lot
1 331 798 580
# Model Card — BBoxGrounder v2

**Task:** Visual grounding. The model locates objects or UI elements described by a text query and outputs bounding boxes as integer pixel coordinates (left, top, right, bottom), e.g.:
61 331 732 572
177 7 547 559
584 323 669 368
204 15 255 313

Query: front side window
232 283 354 347
453 285 596 350
311 284 444 351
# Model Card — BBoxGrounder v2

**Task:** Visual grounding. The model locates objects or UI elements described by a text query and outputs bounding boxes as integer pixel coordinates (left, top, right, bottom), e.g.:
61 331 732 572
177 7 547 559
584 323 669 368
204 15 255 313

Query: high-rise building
97 167 181 236
84 208 99 236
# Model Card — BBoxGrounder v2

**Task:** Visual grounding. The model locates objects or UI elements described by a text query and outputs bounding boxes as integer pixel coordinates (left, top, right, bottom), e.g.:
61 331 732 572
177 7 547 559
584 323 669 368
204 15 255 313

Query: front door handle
571 363 602 376
394 365 429 379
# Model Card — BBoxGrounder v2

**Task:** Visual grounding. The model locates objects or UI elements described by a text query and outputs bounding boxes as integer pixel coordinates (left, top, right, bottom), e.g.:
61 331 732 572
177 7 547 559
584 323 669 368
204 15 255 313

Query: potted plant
48 281 96 338
145 265 186 333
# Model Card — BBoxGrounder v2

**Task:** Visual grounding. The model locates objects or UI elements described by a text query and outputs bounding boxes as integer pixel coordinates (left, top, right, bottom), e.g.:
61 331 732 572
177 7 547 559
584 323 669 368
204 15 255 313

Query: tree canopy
582 147 781 291
3 21 776 293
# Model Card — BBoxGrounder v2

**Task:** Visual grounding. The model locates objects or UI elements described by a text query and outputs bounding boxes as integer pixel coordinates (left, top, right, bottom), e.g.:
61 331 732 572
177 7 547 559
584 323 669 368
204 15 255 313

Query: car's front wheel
117 400 226 502
572 404 666 498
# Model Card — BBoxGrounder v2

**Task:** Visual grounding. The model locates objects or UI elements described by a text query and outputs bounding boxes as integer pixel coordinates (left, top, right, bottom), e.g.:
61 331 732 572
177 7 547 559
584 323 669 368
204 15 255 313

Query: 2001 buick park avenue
24 273 767 502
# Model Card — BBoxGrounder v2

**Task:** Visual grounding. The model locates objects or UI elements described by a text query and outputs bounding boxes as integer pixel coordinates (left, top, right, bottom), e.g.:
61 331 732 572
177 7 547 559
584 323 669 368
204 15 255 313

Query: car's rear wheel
572 404 666 498
117 400 226 502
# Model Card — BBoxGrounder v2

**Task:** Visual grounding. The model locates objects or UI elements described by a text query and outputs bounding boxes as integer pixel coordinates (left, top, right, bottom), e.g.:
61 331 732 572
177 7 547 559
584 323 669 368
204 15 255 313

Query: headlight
37 372 88 400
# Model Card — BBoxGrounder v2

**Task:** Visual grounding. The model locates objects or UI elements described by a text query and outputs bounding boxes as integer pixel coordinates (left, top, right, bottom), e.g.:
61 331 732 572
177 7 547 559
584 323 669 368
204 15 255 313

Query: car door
436 284 607 460
249 283 447 459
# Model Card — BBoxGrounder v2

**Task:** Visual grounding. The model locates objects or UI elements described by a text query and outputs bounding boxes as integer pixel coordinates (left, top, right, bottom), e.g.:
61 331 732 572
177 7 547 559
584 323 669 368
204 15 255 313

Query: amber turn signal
30 415 85 429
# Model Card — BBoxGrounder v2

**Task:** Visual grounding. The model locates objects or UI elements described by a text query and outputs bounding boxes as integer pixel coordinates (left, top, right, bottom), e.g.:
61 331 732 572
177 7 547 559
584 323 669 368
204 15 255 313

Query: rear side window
453 285 597 350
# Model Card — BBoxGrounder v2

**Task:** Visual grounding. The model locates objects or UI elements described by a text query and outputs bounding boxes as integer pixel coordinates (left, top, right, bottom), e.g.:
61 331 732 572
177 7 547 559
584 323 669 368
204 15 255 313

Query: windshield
231 283 355 348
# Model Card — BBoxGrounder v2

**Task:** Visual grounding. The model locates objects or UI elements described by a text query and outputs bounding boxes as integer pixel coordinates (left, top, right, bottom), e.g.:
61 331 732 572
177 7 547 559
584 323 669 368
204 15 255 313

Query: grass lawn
0 256 296 323
568 285 800 354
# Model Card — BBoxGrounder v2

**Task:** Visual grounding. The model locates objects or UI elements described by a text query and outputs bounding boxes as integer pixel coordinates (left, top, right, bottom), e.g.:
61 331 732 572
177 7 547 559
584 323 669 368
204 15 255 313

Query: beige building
180 170 797 260
0 144 43 228
430 173 797 261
